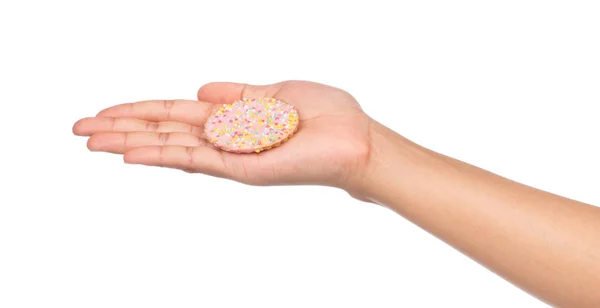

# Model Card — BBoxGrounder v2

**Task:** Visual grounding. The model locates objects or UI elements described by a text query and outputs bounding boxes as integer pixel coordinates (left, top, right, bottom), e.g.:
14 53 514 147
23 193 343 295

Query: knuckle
158 132 170 145
122 132 130 148
146 121 159 132
158 146 165 165
163 100 175 119
163 99 175 110
186 147 195 167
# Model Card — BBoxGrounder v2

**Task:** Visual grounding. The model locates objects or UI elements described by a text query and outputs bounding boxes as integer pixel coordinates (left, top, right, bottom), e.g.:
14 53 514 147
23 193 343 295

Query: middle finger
87 132 206 154
96 99 214 126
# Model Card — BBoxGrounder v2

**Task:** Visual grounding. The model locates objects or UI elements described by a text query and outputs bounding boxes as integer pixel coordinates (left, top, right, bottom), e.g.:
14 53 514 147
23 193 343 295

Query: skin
73 80 600 307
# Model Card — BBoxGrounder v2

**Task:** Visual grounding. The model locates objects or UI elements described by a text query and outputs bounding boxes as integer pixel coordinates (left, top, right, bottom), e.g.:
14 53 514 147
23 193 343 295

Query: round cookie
204 97 299 153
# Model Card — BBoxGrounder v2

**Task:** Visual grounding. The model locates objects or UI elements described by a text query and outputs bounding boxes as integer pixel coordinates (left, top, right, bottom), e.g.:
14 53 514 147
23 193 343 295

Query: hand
73 81 373 191
73 82 600 307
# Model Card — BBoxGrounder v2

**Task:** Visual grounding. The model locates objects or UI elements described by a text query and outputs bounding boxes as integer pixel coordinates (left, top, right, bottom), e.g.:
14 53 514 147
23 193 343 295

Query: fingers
87 132 205 154
123 145 229 178
73 117 203 136
197 82 288 105
96 100 214 126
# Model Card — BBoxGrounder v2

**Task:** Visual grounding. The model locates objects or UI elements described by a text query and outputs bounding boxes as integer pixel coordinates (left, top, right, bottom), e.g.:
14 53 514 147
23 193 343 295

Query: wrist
346 120 438 207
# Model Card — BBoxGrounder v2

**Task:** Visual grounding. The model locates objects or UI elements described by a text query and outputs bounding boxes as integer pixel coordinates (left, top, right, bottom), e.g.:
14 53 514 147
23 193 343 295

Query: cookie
204 97 299 153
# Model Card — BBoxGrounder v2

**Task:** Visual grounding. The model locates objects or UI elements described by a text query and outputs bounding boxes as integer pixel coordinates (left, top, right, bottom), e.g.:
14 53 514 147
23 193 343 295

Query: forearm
360 121 600 307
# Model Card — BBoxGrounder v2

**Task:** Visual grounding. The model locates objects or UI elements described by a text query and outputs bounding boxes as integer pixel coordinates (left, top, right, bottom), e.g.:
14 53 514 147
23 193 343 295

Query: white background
1 1 599 307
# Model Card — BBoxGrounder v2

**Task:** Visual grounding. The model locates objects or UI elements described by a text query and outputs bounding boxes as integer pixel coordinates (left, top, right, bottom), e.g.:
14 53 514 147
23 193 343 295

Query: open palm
73 81 372 188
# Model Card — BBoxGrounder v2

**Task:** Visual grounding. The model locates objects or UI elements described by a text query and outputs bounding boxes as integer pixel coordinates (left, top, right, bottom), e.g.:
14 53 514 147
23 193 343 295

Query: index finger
96 99 216 127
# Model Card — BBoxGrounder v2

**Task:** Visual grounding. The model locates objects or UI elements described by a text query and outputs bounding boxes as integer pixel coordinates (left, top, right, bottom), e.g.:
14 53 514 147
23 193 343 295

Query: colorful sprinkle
204 97 299 153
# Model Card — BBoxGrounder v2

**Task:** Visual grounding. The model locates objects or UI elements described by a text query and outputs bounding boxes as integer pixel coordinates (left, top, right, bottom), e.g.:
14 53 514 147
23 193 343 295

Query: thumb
197 81 288 105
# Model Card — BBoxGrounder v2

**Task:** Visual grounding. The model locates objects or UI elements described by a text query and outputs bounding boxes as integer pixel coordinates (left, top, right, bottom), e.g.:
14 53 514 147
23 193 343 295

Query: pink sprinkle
204 97 299 153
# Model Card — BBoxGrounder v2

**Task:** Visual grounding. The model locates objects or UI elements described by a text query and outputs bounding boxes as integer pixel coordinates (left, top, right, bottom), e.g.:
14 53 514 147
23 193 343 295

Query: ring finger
87 132 206 154
73 117 204 137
